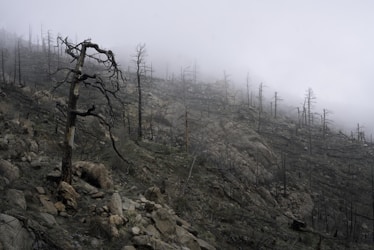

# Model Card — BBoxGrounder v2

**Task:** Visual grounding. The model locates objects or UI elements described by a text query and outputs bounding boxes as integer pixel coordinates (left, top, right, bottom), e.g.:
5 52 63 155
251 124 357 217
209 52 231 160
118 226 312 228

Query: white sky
1 0 374 134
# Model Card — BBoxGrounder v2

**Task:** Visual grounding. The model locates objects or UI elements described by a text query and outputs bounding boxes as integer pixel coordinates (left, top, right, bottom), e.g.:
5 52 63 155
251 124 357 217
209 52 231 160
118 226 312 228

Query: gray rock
197 238 216 250
58 181 80 211
152 207 176 236
144 224 161 238
40 212 57 226
131 226 141 235
73 161 113 189
175 225 200 250
0 213 34 250
132 235 179 250
6 189 27 210
76 179 99 194
27 139 39 153
122 246 136 250
35 186 45 194
0 159 20 183
122 197 136 211
46 170 61 182
109 192 123 217
91 191 105 199
90 237 102 248
39 195 58 215
144 186 164 204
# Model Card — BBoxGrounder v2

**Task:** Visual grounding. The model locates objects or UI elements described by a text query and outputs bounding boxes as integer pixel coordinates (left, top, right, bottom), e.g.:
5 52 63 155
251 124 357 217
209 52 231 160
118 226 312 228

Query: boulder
122 246 136 250
54 201 66 213
89 217 113 239
91 191 105 199
144 186 164 204
58 181 80 211
197 238 216 250
109 214 125 226
144 224 161 238
73 161 113 189
35 186 46 194
27 139 39 153
175 226 200 250
6 189 26 210
152 207 176 237
122 197 136 211
0 213 34 250
131 226 141 235
76 179 99 194
109 192 123 217
40 212 57 226
0 159 20 183
39 195 58 215
46 170 61 182
132 235 178 250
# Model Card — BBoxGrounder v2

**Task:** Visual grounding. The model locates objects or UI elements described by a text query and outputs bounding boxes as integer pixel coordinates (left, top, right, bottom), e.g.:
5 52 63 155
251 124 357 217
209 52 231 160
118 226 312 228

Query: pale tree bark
134 43 147 140
60 42 87 184
274 91 282 119
57 37 125 184
257 82 264 132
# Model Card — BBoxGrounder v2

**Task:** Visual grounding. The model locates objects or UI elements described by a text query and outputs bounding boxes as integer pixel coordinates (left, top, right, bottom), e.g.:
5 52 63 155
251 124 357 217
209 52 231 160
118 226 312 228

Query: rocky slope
0 79 373 250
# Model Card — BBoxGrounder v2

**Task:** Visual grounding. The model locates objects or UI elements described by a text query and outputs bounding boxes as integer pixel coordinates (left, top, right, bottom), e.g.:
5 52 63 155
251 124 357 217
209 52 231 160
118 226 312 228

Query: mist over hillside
1 1 374 249
2 1 374 136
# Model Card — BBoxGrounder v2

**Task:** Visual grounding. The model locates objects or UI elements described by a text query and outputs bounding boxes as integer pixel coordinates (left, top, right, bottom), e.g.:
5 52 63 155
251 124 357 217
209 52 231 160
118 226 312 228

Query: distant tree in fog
133 43 147 140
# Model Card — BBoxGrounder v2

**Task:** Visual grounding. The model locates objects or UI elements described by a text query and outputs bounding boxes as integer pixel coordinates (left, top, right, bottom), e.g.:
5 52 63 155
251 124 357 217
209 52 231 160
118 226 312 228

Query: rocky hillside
0 77 373 250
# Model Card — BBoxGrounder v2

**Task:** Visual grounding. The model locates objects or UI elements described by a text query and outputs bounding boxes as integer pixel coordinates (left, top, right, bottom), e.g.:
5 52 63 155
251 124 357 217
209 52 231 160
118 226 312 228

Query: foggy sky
2 0 374 135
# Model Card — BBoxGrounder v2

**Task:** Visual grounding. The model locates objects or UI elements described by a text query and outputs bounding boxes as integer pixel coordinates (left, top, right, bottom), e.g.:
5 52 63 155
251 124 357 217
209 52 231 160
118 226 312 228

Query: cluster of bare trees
0 28 69 87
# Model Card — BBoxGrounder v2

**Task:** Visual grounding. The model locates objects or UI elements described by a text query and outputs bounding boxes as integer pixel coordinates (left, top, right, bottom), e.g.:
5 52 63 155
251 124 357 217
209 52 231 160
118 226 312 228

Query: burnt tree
134 43 147 140
57 37 125 184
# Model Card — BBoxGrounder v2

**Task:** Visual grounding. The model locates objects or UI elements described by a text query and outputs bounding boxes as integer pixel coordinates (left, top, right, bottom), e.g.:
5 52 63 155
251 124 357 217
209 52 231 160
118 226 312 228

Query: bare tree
134 43 147 140
274 91 282 119
181 66 192 153
28 24 32 51
223 71 230 108
47 30 52 75
321 109 332 140
12 43 16 84
1 48 6 83
257 82 264 132
305 88 316 127
305 88 316 154
17 39 22 86
57 37 125 184
356 123 365 142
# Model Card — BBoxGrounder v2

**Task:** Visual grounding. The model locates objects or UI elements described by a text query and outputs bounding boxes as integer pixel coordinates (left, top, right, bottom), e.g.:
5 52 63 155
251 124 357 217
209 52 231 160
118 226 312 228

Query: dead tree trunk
1 48 5 83
185 110 189 153
134 44 146 140
17 40 22 86
13 44 16 84
61 44 87 184
58 37 125 184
